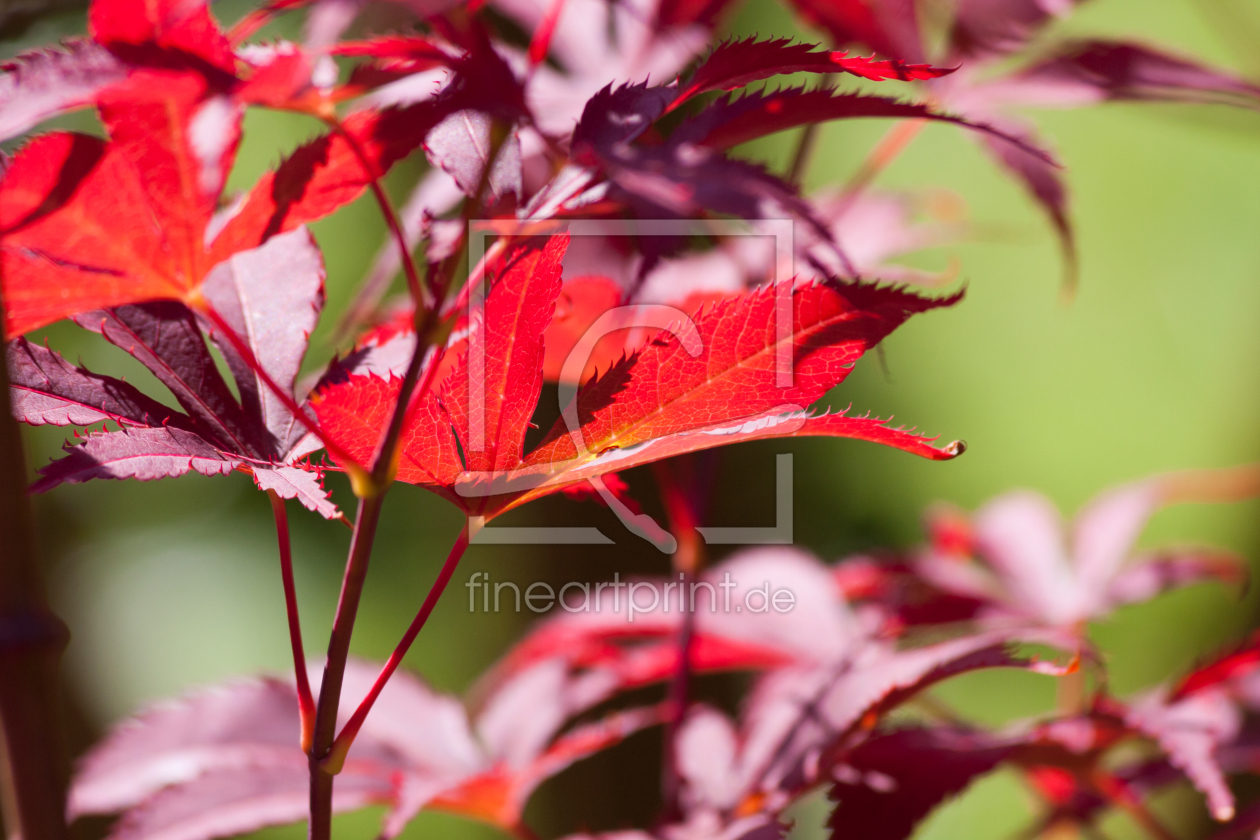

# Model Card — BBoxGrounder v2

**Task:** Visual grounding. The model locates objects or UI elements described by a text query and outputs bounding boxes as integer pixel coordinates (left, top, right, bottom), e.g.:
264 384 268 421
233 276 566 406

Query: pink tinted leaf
826 727 1013 840
972 491 1080 626
252 466 339 520
31 426 238 492
201 227 326 455
432 706 662 830
73 303 258 457
475 659 614 768
0 40 127 141
424 109 523 201
7 338 188 430
1127 689 1240 822
675 37 952 107
1106 550 1247 609
106 763 390 840
744 635 1061 794
334 657 483 775
1016 40 1260 109
1071 479 1162 596
676 706 743 810
72 660 486 840
69 678 301 816
949 0 1082 58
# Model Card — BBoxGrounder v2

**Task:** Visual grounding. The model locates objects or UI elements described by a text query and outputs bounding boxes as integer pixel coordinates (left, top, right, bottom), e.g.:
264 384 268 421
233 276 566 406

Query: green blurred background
4 0 1260 837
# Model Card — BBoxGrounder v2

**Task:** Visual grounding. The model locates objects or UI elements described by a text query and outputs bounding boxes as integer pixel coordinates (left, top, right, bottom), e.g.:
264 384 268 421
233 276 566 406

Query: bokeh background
4 0 1260 838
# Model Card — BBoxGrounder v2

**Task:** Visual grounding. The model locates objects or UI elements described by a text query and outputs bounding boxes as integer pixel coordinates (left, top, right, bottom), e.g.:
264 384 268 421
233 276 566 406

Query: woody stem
308 493 385 840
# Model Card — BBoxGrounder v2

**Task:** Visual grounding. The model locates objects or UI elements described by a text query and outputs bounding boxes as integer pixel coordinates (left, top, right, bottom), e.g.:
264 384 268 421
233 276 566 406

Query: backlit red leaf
207 102 447 265
88 0 235 73
442 236 566 478
675 37 951 106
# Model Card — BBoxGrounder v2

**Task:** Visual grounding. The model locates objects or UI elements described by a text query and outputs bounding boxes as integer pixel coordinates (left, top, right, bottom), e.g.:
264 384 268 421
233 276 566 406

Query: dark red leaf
826 727 1013 840
7 338 190 431
1016 40 1260 109
571 81 678 154
73 303 258 457
677 87 1058 162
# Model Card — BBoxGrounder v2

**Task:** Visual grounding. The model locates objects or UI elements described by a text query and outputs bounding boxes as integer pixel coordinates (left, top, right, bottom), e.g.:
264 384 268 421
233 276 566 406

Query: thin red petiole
227 0 310 45
527 0 570 70
323 116 433 311
320 522 472 772
267 488 316 752
653 458 706 820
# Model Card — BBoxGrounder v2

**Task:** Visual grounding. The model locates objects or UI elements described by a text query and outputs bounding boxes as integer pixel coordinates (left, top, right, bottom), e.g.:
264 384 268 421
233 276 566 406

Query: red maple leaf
315 234 963 523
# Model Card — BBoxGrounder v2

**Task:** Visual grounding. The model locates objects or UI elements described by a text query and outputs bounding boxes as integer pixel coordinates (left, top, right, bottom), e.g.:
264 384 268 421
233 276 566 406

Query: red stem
267 489 316 752
652 459 706 821
324 117 433 310
227 0 310 45
527 0 570 69
321 523 472 770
